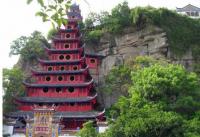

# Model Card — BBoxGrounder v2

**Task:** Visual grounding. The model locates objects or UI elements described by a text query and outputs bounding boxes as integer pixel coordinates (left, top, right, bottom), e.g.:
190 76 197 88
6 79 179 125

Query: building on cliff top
4 4 107 137
176 4 200 18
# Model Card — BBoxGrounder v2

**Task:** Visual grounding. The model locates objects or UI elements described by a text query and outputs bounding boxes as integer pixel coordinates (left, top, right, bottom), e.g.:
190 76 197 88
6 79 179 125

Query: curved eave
52 37 81 42
38 58 85 65
44 44 84 54
55 109 105 118
31 66 89 75
15 93 97 103
23 79 94 88
5 109 104 119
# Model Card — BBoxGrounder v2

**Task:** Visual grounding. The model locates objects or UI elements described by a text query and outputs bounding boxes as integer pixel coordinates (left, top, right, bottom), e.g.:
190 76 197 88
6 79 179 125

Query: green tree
3 67 25 113
9 31 48 62
100 57 200 137
77 121 98 137
130 64 200 116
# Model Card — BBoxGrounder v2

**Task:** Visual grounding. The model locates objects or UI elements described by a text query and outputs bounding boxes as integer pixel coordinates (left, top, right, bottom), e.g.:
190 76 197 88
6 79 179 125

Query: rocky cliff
85 26 198 108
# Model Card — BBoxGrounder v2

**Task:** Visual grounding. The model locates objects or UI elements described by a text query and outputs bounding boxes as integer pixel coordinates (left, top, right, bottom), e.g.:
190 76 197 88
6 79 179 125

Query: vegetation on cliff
9 31 49 62
3 67 25 113
84 2 200 58
78 56 200 137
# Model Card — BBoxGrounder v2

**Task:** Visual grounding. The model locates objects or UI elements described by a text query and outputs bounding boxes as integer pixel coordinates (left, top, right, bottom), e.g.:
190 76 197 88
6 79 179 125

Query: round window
60 66 65 71
65 55 71 60
43 87 48 93
68 87 74 93
59 55 64 60
66 34 70 38
58 76 63 81
70 76 75 81
73 66 78 70
90 59 95 64
64 44 70 49
56 87 62 93
48 67 52 71
46 76 51 81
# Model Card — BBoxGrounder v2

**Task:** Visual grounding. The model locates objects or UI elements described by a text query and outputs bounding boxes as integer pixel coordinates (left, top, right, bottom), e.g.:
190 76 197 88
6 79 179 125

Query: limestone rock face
85 26 196 108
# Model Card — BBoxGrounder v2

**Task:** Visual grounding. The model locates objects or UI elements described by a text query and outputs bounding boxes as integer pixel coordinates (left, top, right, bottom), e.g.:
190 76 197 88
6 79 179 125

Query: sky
0 0 200 69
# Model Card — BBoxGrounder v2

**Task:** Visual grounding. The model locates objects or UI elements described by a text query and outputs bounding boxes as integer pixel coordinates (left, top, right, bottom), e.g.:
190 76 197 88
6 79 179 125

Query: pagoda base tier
6 110 105 119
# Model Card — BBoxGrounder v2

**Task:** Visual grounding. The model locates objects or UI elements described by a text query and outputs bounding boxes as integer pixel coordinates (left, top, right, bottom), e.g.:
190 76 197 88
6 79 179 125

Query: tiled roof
38 58 84 65
15 94 97 103
6 110 104 119
52 36 81 42
23 79 94 88
177 4 200 12
31 66 88 75
44 45 84 54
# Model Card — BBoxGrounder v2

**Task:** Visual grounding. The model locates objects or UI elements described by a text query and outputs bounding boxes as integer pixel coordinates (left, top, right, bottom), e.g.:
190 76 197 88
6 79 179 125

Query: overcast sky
0 0 199 69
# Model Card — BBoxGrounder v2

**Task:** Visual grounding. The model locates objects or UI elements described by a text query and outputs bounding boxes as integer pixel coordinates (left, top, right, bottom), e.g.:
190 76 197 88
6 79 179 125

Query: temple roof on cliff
38 58 84 65
44 45 84 54
23 79 93 88
15 94 97 103
52 36 81 42
6 110 104 118
31 66 88 75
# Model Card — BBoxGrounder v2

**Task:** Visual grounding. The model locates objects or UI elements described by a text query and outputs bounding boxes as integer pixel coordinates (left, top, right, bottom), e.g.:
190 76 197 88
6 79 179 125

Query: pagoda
6 4 105 136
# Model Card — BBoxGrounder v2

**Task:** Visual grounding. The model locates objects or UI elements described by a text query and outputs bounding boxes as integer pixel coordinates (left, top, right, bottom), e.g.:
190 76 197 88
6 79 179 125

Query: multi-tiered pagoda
6 4 105 136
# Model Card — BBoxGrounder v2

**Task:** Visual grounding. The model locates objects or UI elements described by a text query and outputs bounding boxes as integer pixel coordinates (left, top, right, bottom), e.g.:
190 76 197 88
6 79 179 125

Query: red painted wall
49 53 81 61
86 57 98 69
18 102 94 112
54 42 79 50
27 87 91 98
43 64 82 71
33 74 86 84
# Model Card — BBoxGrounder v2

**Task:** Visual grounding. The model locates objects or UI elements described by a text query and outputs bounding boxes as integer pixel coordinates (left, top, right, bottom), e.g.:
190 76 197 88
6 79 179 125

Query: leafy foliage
84 2 200 58
93 56 200 137
9 31 48 62
77 121 98 137
47 27 58 40
27 0 71 28
130 7 200 57
3 67 25 113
